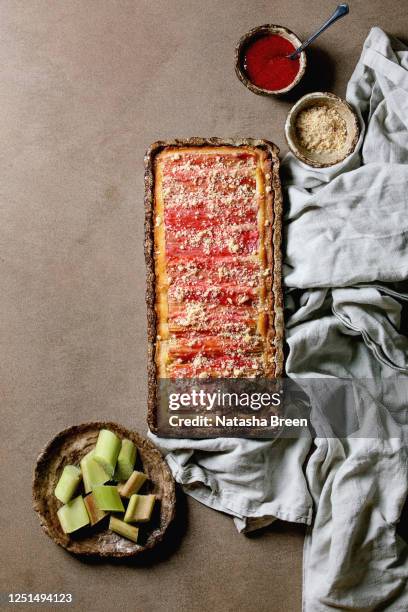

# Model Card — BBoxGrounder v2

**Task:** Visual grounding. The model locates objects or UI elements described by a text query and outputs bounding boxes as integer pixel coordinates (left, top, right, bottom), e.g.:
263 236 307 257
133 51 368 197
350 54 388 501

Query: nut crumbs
295 104 347 153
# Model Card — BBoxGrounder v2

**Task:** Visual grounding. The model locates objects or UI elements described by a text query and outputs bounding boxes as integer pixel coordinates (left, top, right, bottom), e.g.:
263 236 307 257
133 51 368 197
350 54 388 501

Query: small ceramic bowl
235 24 307 96
285 92 360 168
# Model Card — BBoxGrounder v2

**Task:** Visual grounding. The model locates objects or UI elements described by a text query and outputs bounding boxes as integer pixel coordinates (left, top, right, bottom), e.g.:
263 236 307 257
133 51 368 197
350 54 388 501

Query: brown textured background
1 1 407 611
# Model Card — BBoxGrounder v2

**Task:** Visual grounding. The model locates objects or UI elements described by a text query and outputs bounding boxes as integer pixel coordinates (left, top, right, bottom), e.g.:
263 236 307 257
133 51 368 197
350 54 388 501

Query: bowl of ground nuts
285 92 360 168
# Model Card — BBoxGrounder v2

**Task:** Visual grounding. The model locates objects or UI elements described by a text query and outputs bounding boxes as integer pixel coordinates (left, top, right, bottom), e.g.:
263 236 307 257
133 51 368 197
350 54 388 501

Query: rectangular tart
145 138 284 432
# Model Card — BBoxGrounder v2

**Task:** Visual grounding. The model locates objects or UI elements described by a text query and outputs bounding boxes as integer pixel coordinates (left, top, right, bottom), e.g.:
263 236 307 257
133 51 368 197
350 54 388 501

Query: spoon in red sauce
288 4 349 59
243 4 349 93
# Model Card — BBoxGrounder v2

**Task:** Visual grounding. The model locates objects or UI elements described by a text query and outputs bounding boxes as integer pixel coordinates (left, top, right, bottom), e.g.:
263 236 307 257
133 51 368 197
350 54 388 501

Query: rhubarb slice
123 494 138 523
57 496 90 534
80 450 110 494
92 485 125 512
109 516 139 543
54 465 82 504
117 471 147 498
84 493 107 526
93 429 121 477
124 494 156 523
114 439 137 482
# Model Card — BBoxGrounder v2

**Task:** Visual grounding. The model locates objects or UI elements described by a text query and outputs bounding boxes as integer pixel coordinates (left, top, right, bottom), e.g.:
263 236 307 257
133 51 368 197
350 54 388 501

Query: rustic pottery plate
33 421 176 557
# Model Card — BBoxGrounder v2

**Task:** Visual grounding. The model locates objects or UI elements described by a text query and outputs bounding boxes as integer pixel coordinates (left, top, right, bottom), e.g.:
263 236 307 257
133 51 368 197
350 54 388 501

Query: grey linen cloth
150 27 408 610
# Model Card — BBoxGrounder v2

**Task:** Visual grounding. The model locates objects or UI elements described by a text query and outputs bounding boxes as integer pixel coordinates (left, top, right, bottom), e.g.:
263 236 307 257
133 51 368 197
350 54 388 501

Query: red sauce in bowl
244 34 301 92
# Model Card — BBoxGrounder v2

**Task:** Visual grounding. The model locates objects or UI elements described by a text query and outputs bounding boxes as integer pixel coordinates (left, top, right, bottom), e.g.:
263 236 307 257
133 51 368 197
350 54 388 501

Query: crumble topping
295 104 347 153
155 149 274 378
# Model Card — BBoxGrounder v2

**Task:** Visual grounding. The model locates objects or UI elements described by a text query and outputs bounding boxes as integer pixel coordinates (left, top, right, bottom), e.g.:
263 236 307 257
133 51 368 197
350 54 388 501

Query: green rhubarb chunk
54 465 82 504
93 429 121 477
109 516 139 543
124 494 155 523
80 450 110 494
92 485 124 512
114 439 137 482
57 496 90 534
84 493 107 526
124 494 139 523
117 471 147 498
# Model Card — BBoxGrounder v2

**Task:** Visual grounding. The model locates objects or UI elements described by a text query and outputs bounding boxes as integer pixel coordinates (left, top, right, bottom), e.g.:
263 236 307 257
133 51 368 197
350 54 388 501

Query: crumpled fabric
150 27 408 610
284 26 408 611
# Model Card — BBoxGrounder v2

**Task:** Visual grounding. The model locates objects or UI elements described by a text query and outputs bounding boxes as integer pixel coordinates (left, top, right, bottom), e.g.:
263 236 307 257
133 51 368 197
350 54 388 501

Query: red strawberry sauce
244 34 300 91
